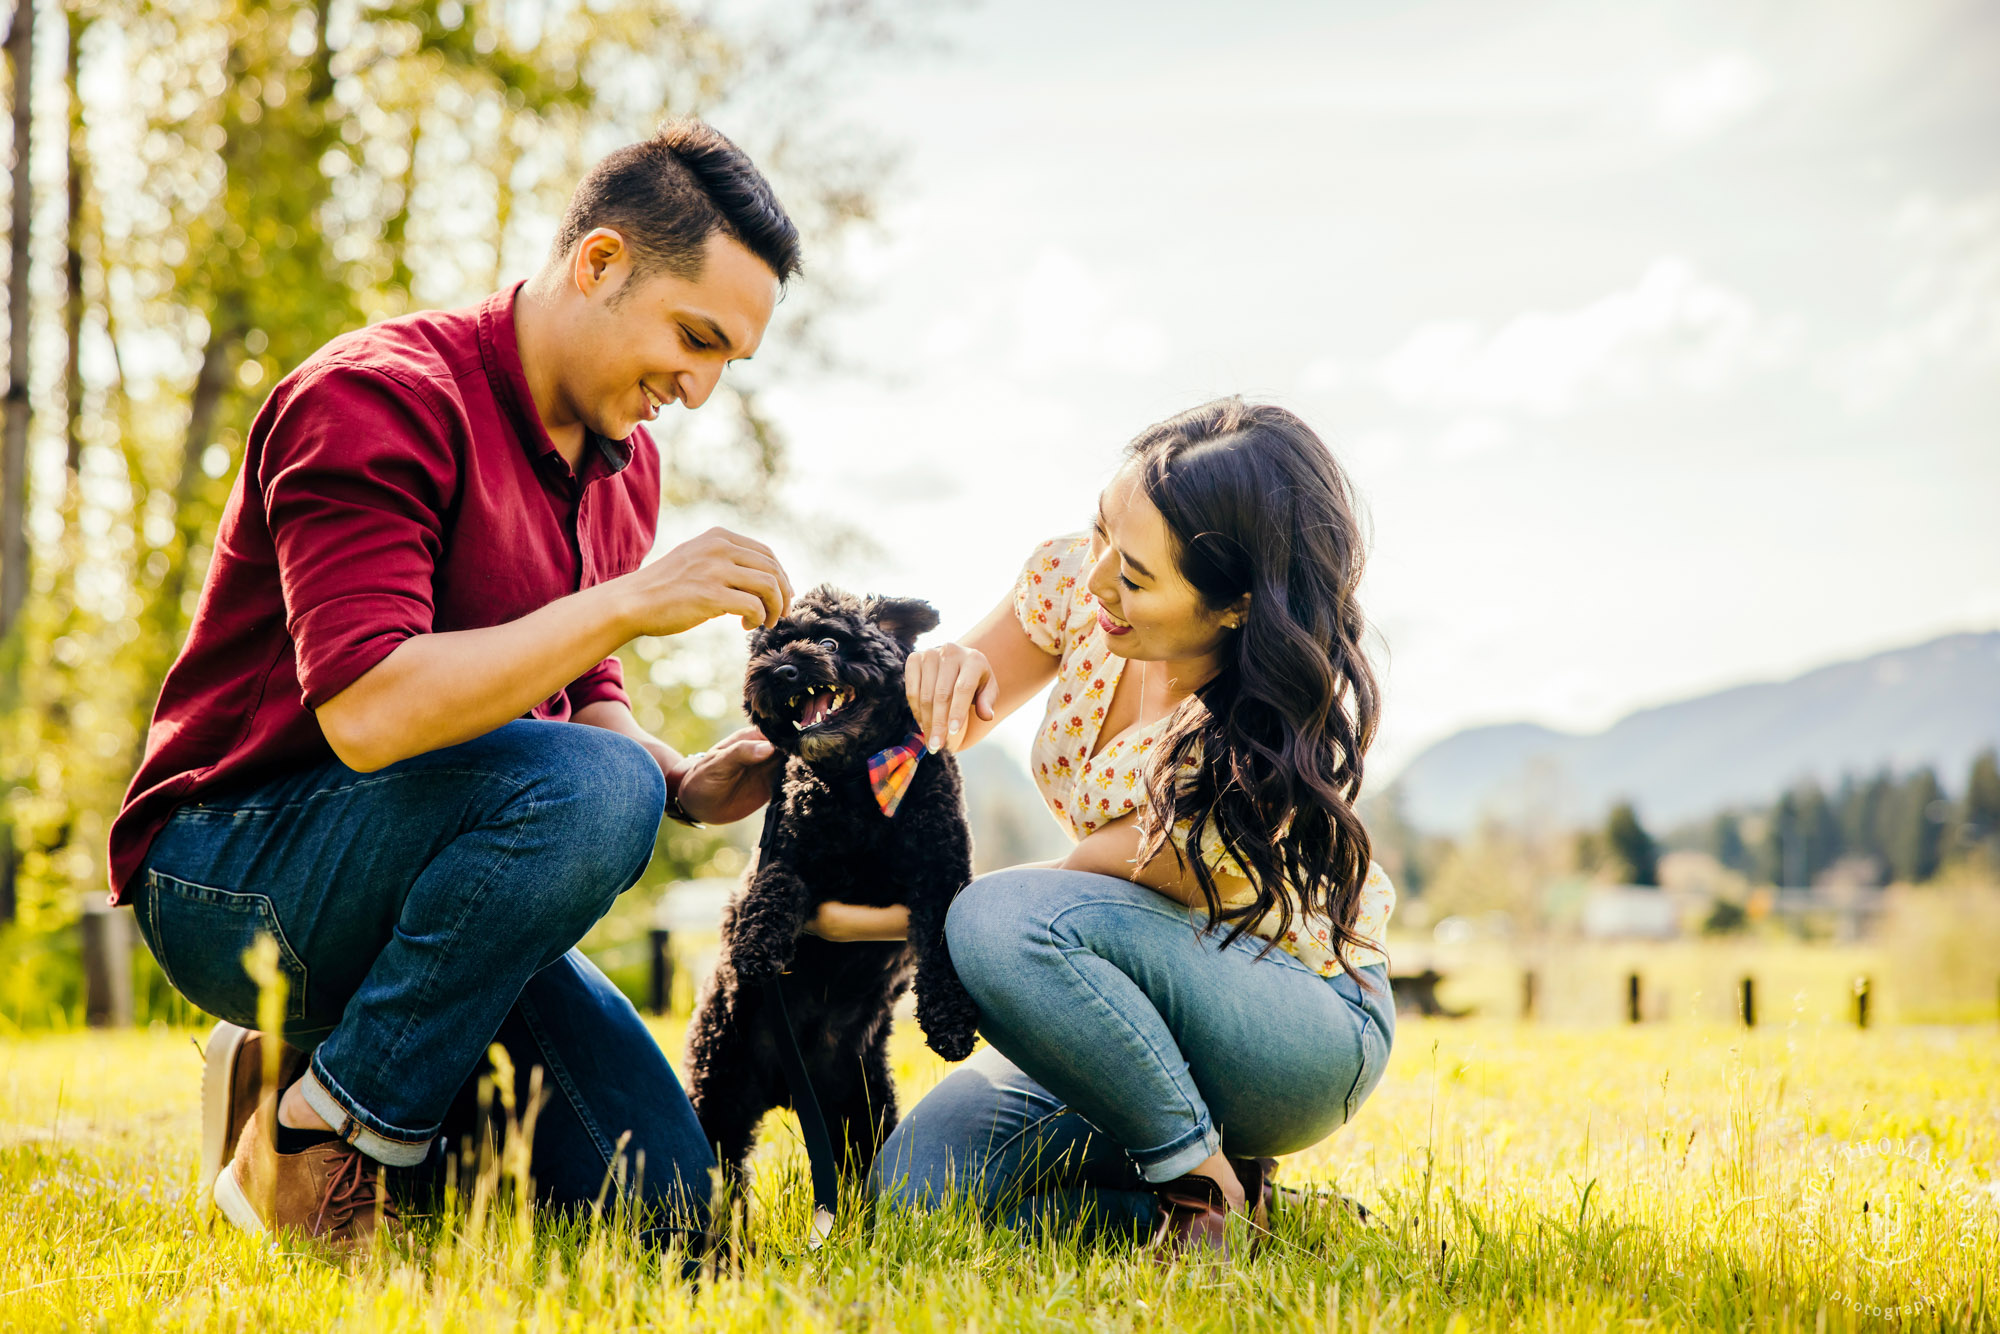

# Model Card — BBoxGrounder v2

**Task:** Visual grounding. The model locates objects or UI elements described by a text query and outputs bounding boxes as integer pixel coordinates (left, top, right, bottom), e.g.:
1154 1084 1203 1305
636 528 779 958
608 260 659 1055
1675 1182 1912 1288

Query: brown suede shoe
1228 1155 1278 1233
200 1020 307 1204
1145 1173 1236 1261
213 1105 399 1249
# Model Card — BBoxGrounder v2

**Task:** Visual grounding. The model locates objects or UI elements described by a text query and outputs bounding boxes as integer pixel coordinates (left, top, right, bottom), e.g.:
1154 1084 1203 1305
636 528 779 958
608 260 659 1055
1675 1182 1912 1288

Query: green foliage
1602 801 1658 886
1883 766 1946 884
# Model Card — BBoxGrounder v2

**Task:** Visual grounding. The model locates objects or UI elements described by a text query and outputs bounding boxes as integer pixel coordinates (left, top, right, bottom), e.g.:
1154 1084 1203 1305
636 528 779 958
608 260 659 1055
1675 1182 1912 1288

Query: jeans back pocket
139 870 309 1026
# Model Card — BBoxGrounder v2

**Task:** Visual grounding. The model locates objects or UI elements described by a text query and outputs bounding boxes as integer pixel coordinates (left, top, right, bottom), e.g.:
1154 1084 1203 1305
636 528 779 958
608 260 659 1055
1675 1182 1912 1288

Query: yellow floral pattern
1012 532 1395 973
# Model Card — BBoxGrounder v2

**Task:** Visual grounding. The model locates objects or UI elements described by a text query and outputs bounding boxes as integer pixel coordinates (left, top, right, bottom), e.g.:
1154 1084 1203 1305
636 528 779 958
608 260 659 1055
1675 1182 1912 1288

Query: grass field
3 1012 1996 1332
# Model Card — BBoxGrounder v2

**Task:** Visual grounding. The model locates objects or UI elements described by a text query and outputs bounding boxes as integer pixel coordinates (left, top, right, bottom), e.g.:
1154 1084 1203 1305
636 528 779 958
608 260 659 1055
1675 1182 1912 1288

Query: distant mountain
1387 631 2000 834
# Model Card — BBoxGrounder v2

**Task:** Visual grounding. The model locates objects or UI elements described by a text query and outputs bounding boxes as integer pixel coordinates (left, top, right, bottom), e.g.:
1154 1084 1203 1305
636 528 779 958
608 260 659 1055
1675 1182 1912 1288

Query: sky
685 0 2000 782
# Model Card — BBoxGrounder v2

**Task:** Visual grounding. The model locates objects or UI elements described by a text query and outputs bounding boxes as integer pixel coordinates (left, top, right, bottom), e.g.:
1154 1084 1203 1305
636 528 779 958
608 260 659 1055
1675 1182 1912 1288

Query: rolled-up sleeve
260 365 458 709
566 655 630 713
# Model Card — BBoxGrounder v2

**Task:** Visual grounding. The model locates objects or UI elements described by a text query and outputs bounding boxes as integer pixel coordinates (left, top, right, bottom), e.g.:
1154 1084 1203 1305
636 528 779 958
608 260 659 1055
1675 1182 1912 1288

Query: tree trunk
61 6 82 481
154 303 240 632
1 0 35 927
2 0 34 640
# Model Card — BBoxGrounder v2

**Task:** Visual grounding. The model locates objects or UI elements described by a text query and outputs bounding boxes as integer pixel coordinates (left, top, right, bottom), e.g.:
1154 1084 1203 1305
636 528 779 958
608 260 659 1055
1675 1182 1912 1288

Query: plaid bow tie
866 731 926 818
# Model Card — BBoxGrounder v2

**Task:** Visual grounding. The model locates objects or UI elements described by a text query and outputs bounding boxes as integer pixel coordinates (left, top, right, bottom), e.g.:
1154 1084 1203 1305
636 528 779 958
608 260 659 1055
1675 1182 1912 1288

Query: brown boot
200 1020 307 1203
1145 1172 1236 1261
1228 1154 1279 1232
213 1105 399 1249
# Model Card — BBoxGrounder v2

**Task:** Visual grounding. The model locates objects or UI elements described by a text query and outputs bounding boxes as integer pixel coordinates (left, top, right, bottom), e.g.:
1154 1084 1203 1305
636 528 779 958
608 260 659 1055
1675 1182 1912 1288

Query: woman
815 398 1396 1256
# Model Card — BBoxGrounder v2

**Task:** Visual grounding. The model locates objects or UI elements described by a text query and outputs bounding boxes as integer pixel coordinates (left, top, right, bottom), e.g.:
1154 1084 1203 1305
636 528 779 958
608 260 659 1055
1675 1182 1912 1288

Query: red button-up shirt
107 282 661 903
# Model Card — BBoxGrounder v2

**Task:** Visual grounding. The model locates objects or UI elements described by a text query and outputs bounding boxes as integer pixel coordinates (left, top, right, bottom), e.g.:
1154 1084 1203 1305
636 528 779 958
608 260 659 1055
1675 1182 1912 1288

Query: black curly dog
685 587 979 1186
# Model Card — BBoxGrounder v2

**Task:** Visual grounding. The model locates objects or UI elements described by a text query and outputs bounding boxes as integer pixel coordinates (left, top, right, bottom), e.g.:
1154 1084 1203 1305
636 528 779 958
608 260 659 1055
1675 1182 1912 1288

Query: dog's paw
924 1025 978 1063
727 940 791 986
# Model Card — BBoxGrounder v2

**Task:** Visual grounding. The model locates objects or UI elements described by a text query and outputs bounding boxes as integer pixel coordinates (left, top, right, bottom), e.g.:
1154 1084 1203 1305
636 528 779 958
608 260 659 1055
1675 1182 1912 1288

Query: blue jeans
869 868 1393 1236
131 719 713 1238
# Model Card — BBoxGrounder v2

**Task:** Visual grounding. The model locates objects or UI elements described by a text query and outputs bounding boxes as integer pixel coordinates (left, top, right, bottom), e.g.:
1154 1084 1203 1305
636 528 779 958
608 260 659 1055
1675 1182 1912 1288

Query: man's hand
617 527 794 635
677 726 785 825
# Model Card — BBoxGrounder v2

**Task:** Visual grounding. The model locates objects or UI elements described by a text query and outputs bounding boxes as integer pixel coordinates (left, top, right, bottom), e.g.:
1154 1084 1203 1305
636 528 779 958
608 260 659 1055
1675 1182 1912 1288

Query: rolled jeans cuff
1131 1120 1221 1184
302 1055 435 1168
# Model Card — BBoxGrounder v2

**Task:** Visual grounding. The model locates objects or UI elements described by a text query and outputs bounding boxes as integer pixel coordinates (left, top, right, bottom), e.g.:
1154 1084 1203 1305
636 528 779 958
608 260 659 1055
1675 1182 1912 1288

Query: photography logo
1801 1134 1981 1270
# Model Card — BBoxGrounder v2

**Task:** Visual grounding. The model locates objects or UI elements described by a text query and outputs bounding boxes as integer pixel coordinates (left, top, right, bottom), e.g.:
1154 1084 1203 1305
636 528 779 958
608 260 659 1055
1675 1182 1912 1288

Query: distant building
1580 885 1682 939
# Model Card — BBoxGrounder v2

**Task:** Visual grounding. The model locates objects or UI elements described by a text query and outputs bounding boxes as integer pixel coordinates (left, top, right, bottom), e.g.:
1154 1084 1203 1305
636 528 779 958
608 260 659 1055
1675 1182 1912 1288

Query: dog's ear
866 596 940 649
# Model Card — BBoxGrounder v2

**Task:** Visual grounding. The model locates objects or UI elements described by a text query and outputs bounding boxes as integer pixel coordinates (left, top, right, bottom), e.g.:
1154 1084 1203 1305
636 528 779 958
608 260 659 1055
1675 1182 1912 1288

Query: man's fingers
718 533 793 616
724 565 785 628
718 589 765 631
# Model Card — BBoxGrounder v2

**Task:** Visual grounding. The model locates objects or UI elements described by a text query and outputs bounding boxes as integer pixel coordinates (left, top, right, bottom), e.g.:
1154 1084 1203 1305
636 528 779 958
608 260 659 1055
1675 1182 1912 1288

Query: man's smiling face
566 227 778 440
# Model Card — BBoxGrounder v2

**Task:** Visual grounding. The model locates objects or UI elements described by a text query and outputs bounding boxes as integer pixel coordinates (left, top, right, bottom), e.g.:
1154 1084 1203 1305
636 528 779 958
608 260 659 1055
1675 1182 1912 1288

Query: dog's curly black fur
685 587 980 1183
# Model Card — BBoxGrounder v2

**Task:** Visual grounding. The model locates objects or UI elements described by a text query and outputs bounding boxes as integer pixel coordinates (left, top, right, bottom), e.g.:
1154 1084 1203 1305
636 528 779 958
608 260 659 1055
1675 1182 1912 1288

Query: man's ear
866 596 941 648
572 227 628 298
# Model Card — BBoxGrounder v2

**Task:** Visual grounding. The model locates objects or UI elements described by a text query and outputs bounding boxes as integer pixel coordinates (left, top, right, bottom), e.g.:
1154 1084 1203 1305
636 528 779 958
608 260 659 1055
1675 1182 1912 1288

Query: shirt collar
478 280 640 480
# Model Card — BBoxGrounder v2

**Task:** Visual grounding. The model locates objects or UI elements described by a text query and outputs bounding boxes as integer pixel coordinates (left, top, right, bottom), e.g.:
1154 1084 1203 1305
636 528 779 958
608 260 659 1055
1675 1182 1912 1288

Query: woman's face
1086 463 1242 669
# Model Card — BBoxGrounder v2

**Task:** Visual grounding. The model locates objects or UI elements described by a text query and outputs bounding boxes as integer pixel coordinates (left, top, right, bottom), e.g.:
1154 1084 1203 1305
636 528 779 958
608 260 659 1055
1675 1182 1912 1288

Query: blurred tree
1708 810 1748 873
0 0 912 1018
1954 747 2000 871
0 0 34 925
1836 771 1892 880
1360 781 1437 897
1884 767 1946 885
1603 801 1659 886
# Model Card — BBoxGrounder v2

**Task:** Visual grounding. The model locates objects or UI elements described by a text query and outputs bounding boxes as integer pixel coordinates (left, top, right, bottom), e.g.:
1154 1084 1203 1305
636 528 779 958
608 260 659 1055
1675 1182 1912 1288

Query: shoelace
312 1146 398 1235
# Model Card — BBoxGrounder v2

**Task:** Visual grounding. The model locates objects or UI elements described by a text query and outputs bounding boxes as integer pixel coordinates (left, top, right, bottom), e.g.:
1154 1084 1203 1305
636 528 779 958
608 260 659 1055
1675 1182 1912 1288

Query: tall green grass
2 1014 1994 1331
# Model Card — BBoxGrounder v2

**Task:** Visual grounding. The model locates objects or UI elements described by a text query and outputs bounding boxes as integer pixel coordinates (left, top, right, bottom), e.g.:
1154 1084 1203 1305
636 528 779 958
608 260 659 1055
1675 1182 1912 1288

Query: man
108 120 799 1248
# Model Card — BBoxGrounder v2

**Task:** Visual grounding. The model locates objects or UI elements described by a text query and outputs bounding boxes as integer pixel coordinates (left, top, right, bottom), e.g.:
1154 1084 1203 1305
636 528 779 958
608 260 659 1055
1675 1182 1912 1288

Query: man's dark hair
551 119 801 290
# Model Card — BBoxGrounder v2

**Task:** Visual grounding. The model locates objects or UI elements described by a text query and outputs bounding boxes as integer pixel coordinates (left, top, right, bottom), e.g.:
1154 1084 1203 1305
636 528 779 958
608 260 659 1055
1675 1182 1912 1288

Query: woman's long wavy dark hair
1129 398 1384 989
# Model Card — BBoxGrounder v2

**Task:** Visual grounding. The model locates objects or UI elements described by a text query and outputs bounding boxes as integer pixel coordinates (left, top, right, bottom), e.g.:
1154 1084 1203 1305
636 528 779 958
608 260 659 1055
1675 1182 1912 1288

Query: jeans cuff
302 1056 435 1168
1131 1122 1221 1184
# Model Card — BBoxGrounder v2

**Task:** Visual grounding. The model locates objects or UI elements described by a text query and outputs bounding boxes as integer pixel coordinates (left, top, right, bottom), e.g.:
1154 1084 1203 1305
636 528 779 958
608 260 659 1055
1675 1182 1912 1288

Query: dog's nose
773 663 800 683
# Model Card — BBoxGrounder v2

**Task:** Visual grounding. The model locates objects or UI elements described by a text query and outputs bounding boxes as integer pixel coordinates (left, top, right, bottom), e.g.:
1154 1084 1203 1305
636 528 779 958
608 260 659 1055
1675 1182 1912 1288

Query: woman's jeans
130 719 713 1236
869 868 1394 1237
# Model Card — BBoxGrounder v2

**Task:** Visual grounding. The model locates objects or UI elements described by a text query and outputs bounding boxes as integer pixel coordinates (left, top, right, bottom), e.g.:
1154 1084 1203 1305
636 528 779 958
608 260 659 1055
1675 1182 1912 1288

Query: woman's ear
1221 593 1251 630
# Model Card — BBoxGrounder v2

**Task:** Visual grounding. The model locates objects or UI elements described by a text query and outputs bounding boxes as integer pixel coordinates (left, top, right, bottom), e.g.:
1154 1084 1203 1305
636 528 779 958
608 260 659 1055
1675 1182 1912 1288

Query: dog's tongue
800 692 834 728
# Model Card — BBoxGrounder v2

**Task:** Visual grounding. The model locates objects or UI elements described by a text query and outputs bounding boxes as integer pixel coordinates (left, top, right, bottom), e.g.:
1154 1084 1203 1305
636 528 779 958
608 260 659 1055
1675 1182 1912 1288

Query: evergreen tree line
1677 748 2000 888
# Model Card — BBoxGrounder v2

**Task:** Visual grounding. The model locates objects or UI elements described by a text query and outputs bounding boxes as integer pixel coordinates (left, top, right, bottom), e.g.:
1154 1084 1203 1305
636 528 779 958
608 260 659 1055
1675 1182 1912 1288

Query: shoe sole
200 1020 250 1208
212 1158 267 1236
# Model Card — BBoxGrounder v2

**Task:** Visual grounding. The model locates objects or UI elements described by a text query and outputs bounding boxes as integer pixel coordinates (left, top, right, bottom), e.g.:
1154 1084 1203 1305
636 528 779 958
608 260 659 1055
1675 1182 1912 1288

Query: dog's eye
817 638 839 653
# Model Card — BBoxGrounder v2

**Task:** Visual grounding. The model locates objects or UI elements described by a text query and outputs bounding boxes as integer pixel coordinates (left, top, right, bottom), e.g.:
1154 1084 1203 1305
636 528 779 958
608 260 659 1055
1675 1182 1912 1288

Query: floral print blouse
1013 532 1395 974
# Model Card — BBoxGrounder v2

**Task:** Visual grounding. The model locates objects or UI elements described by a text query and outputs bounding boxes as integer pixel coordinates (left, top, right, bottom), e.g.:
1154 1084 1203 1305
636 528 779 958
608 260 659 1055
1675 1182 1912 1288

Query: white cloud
1654 52 1772 140
1833 192 2000 409
1008 247 1172 378
1434 416 1514 460
1376 257 1793 417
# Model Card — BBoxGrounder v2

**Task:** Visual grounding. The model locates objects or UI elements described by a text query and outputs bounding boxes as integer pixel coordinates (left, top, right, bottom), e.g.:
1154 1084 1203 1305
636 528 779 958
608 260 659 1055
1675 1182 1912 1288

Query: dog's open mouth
789 686 855 731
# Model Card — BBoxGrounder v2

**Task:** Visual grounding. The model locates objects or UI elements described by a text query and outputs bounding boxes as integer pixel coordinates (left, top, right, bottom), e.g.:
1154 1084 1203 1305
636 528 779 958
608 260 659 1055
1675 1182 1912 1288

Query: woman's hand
801 901 911 942
904 642 999 754
899 587 1060 754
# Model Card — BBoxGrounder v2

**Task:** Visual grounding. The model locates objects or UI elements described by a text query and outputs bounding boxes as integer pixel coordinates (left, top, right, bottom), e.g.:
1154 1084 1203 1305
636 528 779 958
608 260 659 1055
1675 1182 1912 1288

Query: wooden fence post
648 927 674 1016
1740 976 1755 1028
1627 972 1641 1024
1521 969 1537 1022
80 903 133 1028
1853 975 1871 1029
